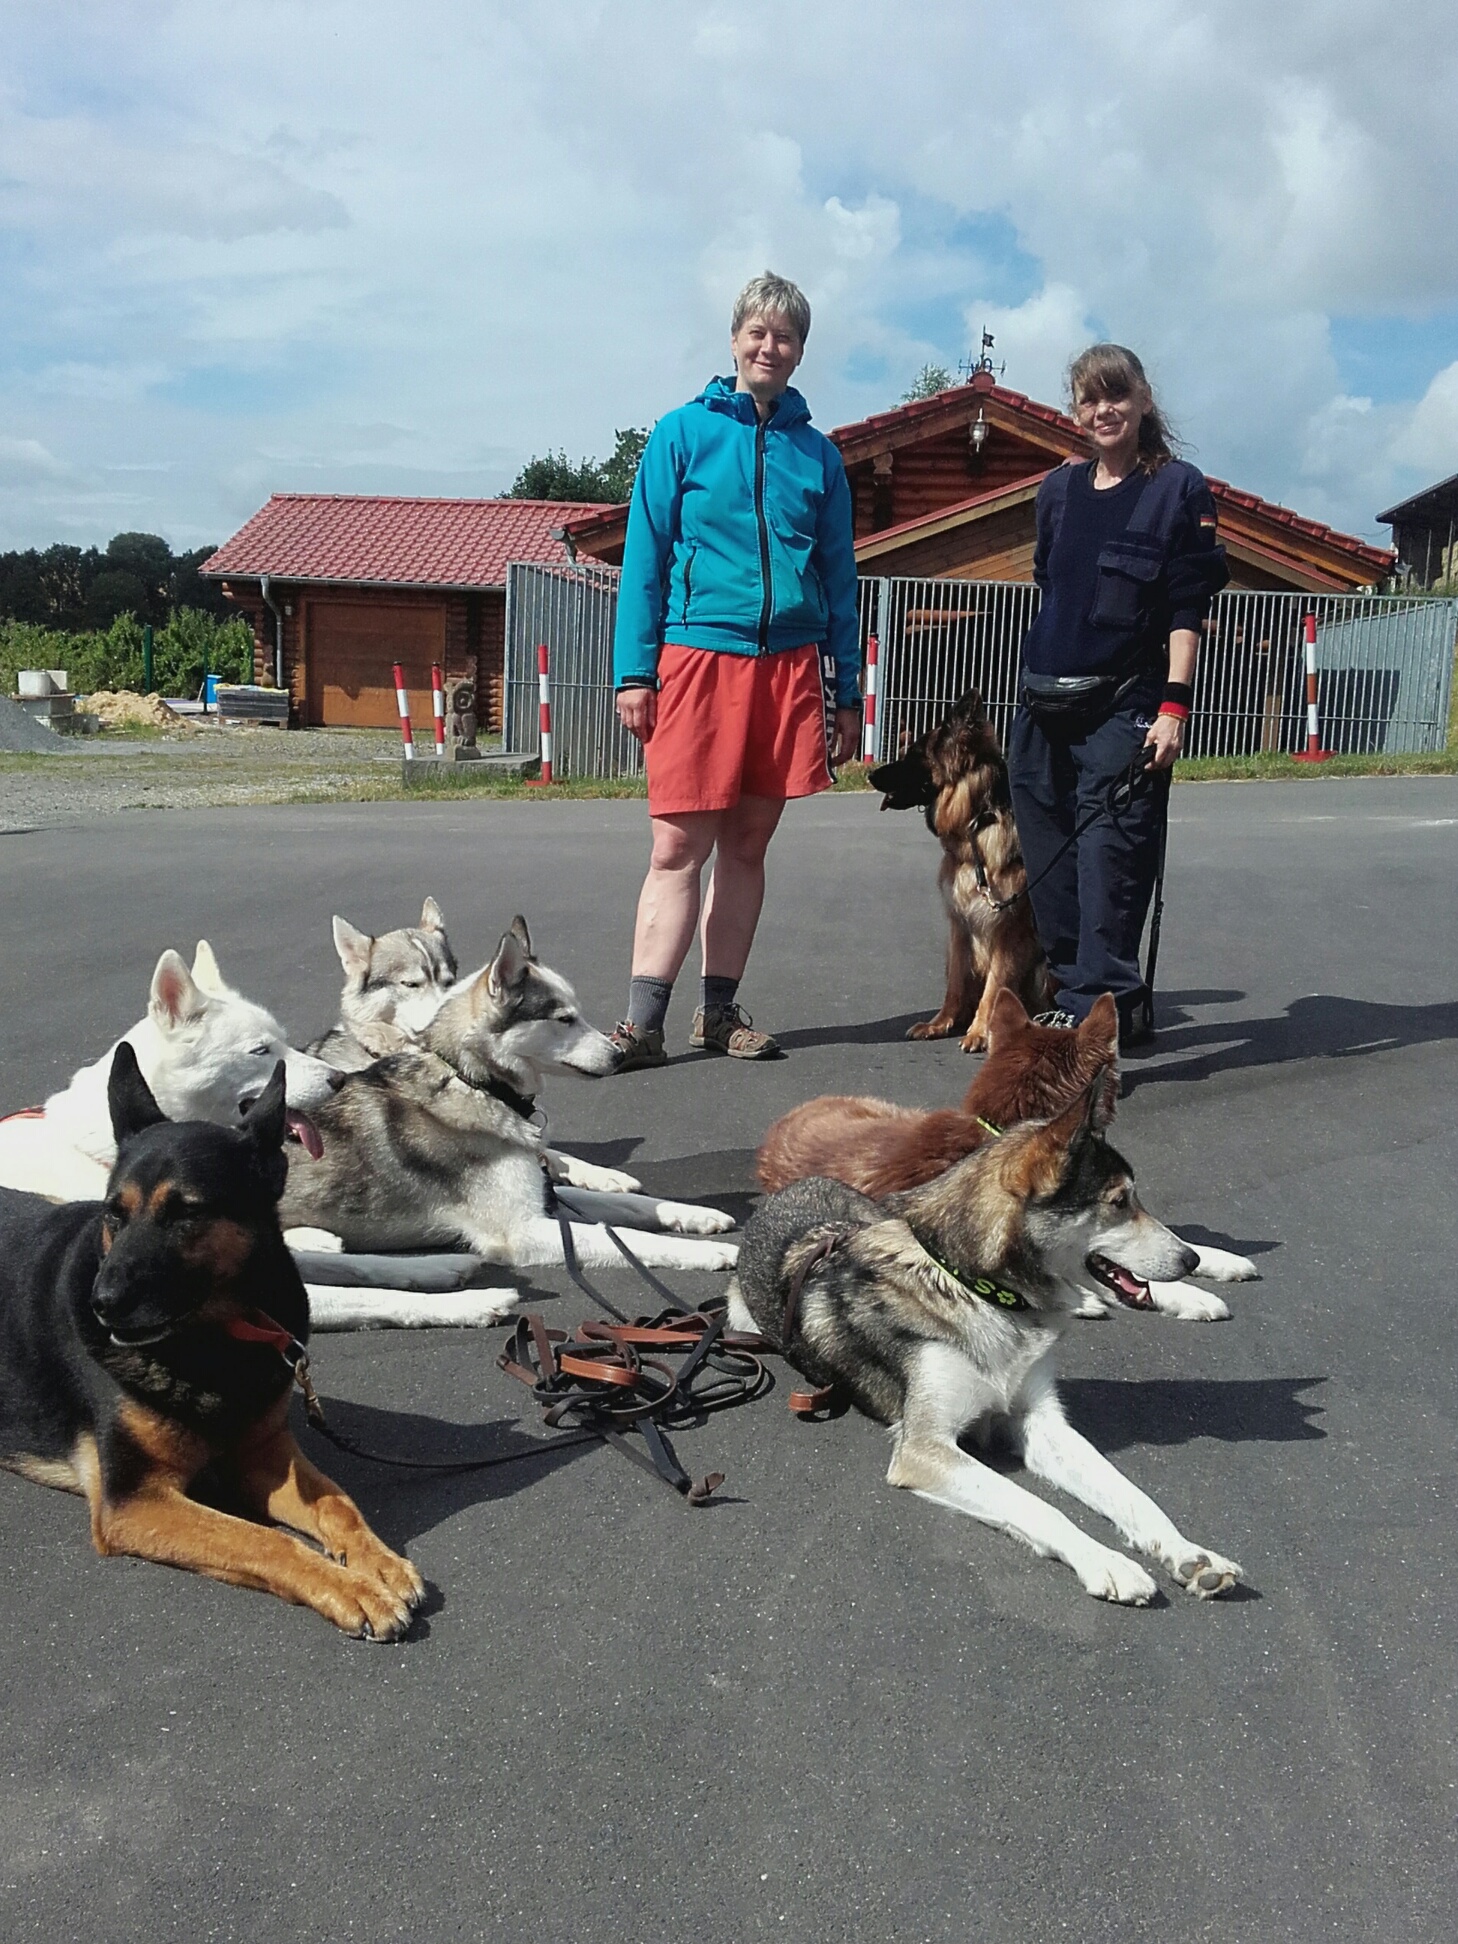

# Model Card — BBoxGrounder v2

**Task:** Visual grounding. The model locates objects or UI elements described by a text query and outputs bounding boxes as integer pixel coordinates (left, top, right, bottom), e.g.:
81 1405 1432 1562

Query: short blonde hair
731 272 811 346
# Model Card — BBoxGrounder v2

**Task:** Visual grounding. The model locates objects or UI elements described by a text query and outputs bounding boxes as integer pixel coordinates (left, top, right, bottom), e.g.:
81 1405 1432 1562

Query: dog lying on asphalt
0 944 342 1205
0 1045 424 1639
280 918 738 1278
756 988 1256 1320
870 690 1049 1052
729 1084 1244 1604
308 896 459 1071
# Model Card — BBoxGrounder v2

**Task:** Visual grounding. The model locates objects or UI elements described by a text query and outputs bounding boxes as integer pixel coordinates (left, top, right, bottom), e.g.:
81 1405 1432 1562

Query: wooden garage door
305 599 447 727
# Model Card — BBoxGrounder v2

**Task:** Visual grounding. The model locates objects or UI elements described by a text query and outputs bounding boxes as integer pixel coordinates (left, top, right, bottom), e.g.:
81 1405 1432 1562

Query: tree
902 363 954 403
505 426 650 503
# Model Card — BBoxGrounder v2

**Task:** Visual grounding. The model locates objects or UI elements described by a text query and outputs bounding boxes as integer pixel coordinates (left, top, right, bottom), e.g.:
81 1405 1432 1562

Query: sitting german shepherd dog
730 1085 1244 1605
870 690 1048 1052
0 1046 424 1639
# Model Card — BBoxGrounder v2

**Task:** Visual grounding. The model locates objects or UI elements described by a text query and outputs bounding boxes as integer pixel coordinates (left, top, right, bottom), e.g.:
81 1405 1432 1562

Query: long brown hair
1067 343 1177 475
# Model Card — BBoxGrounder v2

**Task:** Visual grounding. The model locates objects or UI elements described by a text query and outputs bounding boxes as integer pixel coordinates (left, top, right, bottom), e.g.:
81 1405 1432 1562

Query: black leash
973 743 1159 915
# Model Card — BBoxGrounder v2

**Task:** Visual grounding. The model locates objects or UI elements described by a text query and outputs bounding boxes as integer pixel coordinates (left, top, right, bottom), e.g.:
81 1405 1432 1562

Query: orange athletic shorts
643 642 833 817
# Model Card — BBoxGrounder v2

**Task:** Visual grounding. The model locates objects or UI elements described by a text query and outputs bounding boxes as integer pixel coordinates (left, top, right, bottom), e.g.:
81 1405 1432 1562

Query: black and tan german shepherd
870 690 1048 1051
0 1044 424 1639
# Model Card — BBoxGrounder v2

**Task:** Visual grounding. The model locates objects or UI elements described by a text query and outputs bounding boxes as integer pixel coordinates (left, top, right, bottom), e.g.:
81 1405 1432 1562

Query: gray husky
729 1085 1243 1605
282 920 737 1276
309 898 458 1071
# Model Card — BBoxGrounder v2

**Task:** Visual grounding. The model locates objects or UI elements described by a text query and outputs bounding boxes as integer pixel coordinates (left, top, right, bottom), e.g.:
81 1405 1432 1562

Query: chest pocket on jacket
1089 540 1163 629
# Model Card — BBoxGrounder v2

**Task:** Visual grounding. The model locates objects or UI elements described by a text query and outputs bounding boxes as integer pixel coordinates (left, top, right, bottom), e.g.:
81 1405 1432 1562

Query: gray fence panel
506 562 1456 776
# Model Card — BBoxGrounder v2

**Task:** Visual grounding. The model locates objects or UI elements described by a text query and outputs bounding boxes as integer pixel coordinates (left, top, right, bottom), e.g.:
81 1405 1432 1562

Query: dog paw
653 1200 737 1236
907 1019 956 1041
959 1029 988 1054
1168 1546 1243 1598
1186 1243 1259 1283
285 1226 344 1253
1077 1550 1158 1605
327 1554 425 1641
557 1159 643 1193
1146 1280 1232 1321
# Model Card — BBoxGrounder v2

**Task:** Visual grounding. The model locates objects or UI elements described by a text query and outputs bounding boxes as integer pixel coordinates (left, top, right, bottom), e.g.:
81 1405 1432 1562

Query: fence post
862 633 879 764
431 663 446 757
527 641 554 787
1292 613 1332 761
142 624 154 694
392 663 415 760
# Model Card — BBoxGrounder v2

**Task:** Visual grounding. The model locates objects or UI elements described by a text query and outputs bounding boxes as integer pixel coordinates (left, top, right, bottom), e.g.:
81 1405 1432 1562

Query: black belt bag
1021 666 1146 721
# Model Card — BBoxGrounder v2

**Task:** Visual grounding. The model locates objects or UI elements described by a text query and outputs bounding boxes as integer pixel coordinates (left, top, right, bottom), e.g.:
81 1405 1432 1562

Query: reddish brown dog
757 990 1119 1199
869 692 1049 1053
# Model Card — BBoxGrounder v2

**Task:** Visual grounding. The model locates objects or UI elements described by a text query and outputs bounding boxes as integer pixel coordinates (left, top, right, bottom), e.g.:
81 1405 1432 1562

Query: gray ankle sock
627 975 673 1035
700 974 740 1016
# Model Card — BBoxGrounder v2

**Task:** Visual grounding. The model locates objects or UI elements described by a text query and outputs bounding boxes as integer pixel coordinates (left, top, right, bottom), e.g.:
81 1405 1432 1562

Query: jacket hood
698 375 812 428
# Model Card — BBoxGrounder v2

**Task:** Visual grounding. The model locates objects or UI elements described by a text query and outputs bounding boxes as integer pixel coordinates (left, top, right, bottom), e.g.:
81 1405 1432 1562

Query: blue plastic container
203 673 222 711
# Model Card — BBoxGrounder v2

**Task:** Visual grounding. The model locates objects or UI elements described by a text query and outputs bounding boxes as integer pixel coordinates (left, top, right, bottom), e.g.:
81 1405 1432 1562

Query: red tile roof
831 377 1393 579
201 494 612 590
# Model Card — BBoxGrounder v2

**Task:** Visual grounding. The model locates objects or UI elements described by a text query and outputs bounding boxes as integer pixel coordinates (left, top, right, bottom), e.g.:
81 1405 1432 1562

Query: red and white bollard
392 662 414 761
862 633 879 763
527 640 554 787
431 662 446 758
1292 613 1332 762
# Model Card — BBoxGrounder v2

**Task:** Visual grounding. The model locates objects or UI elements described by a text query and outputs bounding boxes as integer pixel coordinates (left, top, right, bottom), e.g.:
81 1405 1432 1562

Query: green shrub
0 609 254 700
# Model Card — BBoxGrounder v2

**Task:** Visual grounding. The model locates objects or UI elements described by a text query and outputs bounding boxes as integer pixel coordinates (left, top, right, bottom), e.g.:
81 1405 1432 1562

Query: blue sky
0 0 1455 552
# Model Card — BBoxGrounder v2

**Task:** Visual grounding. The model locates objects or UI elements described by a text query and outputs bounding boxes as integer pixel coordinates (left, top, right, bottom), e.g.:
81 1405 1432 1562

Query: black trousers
1006 694 1165 1025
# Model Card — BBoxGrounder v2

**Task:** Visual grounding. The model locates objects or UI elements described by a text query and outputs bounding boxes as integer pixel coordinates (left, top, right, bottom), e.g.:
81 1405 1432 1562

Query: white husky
0 945 342 1203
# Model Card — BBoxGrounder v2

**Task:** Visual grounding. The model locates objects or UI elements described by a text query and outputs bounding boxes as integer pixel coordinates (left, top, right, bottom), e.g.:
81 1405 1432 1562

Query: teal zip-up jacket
611 376 861 708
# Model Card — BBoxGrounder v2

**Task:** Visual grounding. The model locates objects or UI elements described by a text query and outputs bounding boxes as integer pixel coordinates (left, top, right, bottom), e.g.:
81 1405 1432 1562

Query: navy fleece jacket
611 377 861 708
1022 458 1228 679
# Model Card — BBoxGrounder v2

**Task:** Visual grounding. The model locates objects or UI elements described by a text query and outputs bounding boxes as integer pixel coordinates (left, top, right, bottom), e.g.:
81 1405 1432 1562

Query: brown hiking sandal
689 1003 781 1060
607 1021 667 1073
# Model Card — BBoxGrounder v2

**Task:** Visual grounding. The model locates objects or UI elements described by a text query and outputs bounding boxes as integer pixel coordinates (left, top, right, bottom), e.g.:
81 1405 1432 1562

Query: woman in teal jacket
607 272 862 1071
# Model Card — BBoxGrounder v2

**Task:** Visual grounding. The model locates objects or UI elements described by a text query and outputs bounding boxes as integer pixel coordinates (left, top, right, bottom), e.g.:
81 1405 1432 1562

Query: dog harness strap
779 1231 842 1347
975 1116 1004 1138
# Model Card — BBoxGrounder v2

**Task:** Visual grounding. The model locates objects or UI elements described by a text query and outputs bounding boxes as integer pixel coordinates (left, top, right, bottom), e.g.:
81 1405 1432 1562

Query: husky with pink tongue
0 943 341 1205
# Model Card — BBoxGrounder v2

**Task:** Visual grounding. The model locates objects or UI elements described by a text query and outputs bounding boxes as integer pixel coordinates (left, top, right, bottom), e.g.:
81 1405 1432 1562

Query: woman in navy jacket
1008 344 1227 1045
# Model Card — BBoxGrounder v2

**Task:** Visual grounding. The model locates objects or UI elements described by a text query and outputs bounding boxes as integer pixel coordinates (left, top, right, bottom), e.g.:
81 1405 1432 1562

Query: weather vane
959 330 1005 383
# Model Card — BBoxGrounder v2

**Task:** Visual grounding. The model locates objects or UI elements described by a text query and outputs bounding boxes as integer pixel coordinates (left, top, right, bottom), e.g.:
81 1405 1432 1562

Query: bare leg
699 794 786 980
630 811 722 981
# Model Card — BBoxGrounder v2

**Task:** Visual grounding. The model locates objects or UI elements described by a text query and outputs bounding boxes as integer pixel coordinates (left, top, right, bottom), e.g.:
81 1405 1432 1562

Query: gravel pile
0 695 66 754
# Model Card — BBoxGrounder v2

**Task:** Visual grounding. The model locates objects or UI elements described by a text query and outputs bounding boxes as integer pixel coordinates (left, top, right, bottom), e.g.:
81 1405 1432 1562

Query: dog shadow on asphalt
1124 990 1458 1091
1060 1374 1327 1455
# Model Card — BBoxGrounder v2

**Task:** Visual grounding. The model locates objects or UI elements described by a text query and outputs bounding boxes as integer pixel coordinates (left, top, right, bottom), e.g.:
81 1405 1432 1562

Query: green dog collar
911 1230 1030 1311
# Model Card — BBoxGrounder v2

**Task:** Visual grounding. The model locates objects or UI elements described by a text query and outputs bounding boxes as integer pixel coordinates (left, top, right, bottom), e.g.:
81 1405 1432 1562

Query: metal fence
507 561 1457 775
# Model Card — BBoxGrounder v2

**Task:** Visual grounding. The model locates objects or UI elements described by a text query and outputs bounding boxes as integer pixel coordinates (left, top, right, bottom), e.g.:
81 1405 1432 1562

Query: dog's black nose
326 1069 346 1093
1178 1246 1200 1278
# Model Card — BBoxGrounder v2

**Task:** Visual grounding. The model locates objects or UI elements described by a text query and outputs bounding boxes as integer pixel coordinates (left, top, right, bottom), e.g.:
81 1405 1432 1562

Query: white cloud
0 1 1454 547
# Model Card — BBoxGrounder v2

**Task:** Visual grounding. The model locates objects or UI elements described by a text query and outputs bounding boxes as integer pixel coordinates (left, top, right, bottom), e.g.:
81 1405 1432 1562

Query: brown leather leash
497 1306 771 1505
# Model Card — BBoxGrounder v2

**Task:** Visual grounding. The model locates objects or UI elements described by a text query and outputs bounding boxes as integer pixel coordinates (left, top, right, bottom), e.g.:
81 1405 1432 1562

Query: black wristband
616 677 657 692
1162 681 1194 710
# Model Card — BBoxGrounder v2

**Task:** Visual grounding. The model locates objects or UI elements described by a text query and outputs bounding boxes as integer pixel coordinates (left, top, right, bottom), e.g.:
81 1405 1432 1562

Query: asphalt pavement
1 779 1456 1943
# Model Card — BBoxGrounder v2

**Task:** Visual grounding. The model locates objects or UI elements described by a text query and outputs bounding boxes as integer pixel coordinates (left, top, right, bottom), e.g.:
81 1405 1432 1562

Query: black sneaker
1119 1010 1156 1051
1031 1009 1079 1031
607 1020 667 1073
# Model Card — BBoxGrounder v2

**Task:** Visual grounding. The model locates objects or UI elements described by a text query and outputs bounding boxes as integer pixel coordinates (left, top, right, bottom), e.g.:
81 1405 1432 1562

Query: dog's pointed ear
1080 994 1119 1061
242 1060 288 1156
1013 1077 1104 1199
420 897 445 934
190 940 229 996
487 929 528 997
149 950 207 1032
331 916 373 981
507 914 533 960
987 987 1030 1048
108 1041 168 1147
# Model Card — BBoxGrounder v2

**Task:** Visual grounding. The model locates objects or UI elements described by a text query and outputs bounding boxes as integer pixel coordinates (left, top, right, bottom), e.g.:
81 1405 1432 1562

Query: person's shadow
1124 991 1458 1090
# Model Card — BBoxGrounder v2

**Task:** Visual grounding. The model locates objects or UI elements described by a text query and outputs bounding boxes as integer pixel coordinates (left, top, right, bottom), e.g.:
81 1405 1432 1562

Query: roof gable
201 494 610 591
